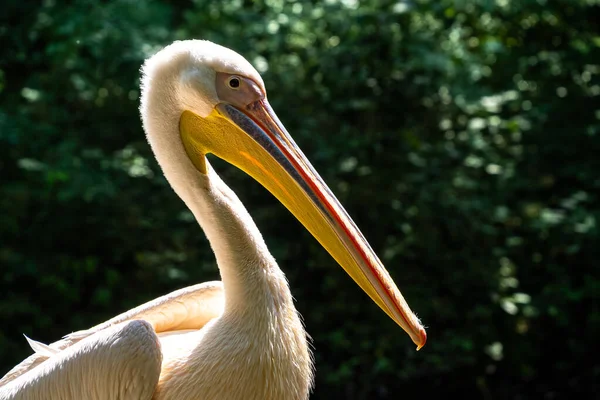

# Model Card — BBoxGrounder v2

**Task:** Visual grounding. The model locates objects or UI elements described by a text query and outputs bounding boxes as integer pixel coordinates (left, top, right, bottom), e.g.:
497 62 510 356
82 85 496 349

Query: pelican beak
180 91 426 350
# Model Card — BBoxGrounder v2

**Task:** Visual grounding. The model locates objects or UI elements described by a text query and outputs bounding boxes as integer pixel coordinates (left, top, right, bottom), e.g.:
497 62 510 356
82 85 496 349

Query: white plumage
0 40 425 400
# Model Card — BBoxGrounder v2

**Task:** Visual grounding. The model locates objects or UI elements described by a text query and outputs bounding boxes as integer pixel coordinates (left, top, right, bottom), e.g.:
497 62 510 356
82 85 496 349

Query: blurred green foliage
1 0 599 398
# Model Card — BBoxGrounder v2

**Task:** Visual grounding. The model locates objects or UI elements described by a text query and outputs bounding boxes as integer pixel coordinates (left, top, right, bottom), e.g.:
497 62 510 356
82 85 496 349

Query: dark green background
1 0 598 398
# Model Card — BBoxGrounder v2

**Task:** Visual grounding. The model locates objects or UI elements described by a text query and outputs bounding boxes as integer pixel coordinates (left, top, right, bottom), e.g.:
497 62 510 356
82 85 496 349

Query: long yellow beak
180 98 426 350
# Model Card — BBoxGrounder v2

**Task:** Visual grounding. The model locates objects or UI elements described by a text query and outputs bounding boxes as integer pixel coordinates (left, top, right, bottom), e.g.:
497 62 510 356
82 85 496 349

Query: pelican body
0 40 426 400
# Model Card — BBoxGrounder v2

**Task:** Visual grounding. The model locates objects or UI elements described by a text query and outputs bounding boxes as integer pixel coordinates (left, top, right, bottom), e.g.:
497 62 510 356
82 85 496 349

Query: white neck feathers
139 41 283 311
139 41 313 399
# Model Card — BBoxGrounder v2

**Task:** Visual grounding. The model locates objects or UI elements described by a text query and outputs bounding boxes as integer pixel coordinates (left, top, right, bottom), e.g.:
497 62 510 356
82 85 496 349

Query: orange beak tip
416 327 427 351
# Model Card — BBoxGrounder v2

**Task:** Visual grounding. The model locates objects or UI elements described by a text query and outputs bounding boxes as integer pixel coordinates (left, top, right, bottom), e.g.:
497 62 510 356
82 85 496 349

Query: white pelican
0 40 426 400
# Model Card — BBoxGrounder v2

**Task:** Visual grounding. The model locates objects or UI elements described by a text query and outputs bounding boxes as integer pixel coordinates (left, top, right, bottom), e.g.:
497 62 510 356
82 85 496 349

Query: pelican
0 40 426 400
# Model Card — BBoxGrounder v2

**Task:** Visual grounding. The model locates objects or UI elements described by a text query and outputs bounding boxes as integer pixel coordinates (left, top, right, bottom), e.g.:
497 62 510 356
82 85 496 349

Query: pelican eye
228 77 241 89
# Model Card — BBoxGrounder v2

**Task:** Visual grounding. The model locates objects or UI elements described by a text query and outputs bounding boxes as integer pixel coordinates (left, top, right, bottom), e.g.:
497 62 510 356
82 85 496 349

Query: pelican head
140 40 426 349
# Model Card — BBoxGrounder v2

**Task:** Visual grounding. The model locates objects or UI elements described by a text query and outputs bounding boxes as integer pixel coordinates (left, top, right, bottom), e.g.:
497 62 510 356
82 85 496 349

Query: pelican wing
68 280 224 337
0 281 224 394
0 320 162 400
